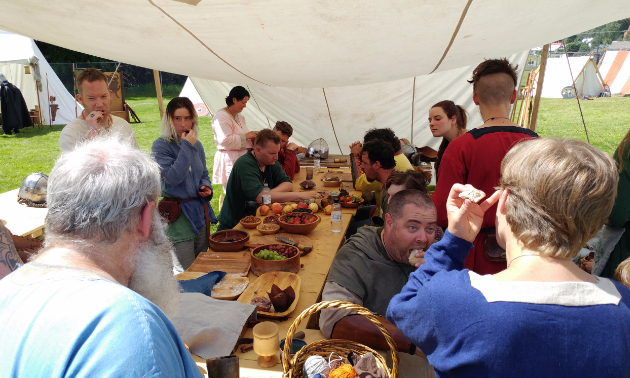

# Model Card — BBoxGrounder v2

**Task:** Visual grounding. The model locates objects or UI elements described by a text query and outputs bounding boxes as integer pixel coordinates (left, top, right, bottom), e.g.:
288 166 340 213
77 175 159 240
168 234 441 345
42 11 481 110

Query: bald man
430 58 538 275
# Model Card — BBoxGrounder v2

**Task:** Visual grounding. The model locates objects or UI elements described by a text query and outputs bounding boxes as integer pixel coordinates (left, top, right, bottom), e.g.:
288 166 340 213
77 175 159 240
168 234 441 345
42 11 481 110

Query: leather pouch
158 197 182 223
484 233 506 262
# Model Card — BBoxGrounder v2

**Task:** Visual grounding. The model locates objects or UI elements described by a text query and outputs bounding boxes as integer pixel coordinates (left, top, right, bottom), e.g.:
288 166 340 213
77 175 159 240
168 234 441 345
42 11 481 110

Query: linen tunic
211 108 253 185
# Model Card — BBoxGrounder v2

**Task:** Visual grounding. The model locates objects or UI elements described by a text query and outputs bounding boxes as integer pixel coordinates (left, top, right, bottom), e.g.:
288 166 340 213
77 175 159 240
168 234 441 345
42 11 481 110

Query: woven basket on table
281 300 399 378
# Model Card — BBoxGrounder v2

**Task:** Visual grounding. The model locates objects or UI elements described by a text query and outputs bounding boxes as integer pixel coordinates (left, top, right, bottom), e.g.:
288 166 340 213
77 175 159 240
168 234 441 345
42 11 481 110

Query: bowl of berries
250 244 301 276
339 195 364 208
278 212 321 235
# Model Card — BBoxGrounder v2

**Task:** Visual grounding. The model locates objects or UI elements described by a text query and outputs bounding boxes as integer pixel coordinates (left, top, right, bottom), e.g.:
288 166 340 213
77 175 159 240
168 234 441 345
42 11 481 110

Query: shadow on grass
1 125 66 139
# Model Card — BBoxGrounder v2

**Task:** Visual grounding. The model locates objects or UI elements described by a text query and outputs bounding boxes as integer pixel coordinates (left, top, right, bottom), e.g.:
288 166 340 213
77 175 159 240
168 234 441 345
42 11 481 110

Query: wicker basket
281 300 399 378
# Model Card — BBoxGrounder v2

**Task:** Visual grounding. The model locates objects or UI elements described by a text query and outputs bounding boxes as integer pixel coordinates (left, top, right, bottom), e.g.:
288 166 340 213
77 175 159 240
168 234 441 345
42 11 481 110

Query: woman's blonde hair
160 97 199 143
615 257 630 289
500 138 618 259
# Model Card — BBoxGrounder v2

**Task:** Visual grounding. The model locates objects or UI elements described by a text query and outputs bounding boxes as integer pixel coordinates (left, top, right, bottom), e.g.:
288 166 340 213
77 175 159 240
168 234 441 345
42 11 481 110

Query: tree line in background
563 18 630 53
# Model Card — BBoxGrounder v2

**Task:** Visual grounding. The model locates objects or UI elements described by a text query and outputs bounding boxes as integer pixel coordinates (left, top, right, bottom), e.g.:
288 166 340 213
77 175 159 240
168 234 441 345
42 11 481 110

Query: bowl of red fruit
278 212 321 235
250 244 300 276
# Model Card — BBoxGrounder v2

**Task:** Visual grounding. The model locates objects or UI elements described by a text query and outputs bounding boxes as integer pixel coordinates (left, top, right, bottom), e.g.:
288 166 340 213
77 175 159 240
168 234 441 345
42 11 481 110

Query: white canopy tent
0 0 629 88
0 30 82 125
535 56 604 99
179 51 529 153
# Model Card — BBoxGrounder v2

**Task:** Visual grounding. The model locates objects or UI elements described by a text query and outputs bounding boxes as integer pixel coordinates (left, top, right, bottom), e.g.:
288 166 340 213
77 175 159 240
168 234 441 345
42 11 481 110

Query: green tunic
601 141 630 279
218 150 291 229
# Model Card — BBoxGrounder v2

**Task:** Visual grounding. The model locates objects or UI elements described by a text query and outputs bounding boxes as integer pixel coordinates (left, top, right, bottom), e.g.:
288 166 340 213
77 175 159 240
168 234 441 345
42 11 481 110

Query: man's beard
128 217 181 318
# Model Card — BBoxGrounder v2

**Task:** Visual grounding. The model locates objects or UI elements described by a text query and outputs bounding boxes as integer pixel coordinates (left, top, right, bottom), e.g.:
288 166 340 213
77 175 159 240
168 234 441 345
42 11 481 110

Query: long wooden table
0 188 48 237
187 169 361 377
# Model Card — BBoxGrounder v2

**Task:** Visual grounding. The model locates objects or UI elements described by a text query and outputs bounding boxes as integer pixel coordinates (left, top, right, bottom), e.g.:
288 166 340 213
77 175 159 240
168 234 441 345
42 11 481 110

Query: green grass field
1 95 628 205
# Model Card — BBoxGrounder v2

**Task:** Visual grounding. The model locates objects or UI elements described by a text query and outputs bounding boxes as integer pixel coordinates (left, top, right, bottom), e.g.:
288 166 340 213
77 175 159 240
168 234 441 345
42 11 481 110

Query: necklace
507 253 540 268
483 116 510 123
226 107 241 126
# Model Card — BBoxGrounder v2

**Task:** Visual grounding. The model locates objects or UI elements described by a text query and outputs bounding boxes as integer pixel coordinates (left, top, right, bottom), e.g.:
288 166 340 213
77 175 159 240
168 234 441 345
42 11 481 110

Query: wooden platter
187 251 251 277
237 271 301 318
321 172 353 183
250 233 314 255
176 272 249 300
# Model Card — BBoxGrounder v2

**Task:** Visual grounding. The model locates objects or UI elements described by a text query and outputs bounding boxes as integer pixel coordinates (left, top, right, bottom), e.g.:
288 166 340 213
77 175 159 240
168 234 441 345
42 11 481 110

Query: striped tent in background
599 42 630 95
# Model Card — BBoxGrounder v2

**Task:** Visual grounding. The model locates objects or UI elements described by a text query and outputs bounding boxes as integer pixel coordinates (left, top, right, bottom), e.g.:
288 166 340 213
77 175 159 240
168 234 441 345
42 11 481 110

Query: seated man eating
218 129 320 230
320 189 437 377
273 121 306 180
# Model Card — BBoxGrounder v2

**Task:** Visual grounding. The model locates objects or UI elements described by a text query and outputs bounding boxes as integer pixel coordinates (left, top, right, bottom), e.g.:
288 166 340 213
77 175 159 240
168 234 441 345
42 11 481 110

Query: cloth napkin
171 293 255 359
177 271 227 296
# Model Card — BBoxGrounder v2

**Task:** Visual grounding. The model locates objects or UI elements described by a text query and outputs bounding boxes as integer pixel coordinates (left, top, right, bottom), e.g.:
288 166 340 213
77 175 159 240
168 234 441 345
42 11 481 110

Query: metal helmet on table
17 172 48 208
307 138 329 159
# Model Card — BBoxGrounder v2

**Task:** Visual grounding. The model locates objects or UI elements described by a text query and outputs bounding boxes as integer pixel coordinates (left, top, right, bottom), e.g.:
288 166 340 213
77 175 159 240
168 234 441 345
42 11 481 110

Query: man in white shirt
59 68 138 153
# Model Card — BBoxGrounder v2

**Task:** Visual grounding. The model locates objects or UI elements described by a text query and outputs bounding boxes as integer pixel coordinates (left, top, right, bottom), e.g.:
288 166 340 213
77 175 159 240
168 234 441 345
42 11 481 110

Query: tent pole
34 74 43 129
46 73 52 126
529 44 549 132
153 70 164 118
72 63 78 118
411 77 416 144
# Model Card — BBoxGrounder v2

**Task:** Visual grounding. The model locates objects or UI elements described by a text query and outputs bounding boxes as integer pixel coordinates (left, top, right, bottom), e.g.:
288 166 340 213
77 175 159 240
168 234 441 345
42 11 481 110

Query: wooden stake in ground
530 44 549 132
153 69 164 118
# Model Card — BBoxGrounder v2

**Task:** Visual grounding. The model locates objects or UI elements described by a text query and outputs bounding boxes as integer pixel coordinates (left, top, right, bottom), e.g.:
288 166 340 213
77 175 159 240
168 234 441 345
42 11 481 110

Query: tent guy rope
562 39 590 144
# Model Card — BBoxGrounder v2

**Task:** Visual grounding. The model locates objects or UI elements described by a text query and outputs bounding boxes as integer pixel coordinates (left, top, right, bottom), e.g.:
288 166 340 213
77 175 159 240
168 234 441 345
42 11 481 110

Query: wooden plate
176 272 249 300
237 271 301 318
187 251 251 277
250 233 314 255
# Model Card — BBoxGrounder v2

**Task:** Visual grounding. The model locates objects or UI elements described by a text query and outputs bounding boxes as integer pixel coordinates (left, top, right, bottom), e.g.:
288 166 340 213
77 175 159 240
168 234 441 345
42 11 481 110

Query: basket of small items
281 300 398 378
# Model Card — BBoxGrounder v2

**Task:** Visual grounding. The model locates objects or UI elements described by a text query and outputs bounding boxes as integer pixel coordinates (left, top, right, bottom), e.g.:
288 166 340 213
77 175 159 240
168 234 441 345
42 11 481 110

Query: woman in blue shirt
152 97 216 271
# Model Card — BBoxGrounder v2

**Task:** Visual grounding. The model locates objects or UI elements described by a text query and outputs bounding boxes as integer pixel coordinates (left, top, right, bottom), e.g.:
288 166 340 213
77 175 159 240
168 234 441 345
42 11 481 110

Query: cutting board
237 271 301 318
176 272 249 300
321 172 353 182
187 251 251 277
249 233 314 255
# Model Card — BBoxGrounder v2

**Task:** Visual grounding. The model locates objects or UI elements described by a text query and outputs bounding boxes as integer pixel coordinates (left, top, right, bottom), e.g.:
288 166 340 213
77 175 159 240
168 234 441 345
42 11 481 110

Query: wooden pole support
153 70 165 118
530 44 550 132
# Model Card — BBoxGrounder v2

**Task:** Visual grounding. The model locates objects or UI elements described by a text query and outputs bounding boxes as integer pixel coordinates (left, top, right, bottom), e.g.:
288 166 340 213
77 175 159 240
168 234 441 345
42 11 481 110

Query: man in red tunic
273 121 305 180
431 58 538 275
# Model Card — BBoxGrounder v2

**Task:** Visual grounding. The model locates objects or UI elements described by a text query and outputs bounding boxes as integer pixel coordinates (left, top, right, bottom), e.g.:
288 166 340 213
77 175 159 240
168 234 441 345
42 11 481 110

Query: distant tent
599 49 630 95
179 51 529 153
536 56 605 99
0 30 82 125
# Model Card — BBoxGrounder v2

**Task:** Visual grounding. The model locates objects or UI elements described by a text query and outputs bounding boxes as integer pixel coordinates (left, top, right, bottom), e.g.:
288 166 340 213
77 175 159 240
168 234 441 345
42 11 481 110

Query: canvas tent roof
535 56 604 99
1 1 630 88
179 51 529 154
599 50 630 95
0 30 82 125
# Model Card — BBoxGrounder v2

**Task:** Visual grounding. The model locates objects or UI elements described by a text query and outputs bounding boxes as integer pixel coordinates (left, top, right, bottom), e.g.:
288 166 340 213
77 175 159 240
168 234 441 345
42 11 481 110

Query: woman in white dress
211 86 258 205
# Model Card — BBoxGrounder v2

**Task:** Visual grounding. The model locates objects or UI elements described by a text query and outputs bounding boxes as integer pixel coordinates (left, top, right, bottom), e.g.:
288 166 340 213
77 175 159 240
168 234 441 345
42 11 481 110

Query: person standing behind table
388 138 630 378
59 68 138 153
152 97 216 271
212 86 258 207
428 100 467 184
431 58 538 275
217 129 321 230
273 121 306 180
600 128 630 279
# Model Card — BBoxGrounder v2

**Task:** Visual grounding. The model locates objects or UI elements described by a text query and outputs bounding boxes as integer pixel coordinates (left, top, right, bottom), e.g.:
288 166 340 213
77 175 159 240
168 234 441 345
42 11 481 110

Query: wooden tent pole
530 44 550 132
72 63 78 118
153 70 164 118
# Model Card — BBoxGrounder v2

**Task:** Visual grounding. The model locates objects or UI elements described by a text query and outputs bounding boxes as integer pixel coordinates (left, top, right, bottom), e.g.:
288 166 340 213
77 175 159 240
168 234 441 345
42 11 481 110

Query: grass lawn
1 95 628 221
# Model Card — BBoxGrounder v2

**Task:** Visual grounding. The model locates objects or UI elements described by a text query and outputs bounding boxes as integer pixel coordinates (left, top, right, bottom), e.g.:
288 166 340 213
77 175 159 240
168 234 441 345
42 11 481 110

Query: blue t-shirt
0 266 202 377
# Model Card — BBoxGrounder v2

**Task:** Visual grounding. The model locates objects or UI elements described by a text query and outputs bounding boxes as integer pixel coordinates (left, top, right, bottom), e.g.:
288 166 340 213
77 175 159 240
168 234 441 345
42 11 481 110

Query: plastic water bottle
331 199 342 233
314 152 321 173
262 183 271 205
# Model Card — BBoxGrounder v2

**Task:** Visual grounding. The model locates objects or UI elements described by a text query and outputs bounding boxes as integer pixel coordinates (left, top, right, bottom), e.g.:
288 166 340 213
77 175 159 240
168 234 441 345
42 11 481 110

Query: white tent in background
537 56 604 99
0 30 83 125
599 49 630 95
180 52 529 153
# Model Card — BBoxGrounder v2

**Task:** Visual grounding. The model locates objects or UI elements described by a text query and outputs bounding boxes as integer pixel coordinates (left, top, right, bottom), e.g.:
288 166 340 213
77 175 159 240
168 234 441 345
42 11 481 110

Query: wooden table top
189 169 363 377
0 189 48 237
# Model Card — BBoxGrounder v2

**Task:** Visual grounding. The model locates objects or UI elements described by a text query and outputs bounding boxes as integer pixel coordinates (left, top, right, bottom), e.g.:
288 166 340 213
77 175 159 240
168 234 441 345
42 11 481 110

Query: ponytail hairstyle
431 100 468 183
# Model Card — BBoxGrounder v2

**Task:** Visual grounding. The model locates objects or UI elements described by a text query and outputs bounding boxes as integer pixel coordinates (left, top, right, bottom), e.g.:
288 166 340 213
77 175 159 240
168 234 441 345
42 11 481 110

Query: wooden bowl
208 230 250 252
322 179 341 187
340 199 364 208
240 216 262 229
257 223 281 235
277 214 321 235
250 244 301 276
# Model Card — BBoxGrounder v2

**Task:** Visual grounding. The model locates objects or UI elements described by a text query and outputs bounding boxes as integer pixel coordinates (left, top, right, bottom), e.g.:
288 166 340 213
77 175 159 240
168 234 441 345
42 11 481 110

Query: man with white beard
0 137 201 377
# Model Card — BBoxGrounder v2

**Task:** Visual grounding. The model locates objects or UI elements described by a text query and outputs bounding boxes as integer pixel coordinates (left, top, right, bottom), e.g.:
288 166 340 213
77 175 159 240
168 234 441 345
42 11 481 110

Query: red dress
431 126 538 275
278 148 300 180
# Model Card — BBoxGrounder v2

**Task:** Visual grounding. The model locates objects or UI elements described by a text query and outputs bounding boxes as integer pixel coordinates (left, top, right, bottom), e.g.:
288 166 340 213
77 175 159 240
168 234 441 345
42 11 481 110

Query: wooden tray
237 271 301 318
321 172 353 182
250 233 314 255
176 272 249 300
187 251 251 277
